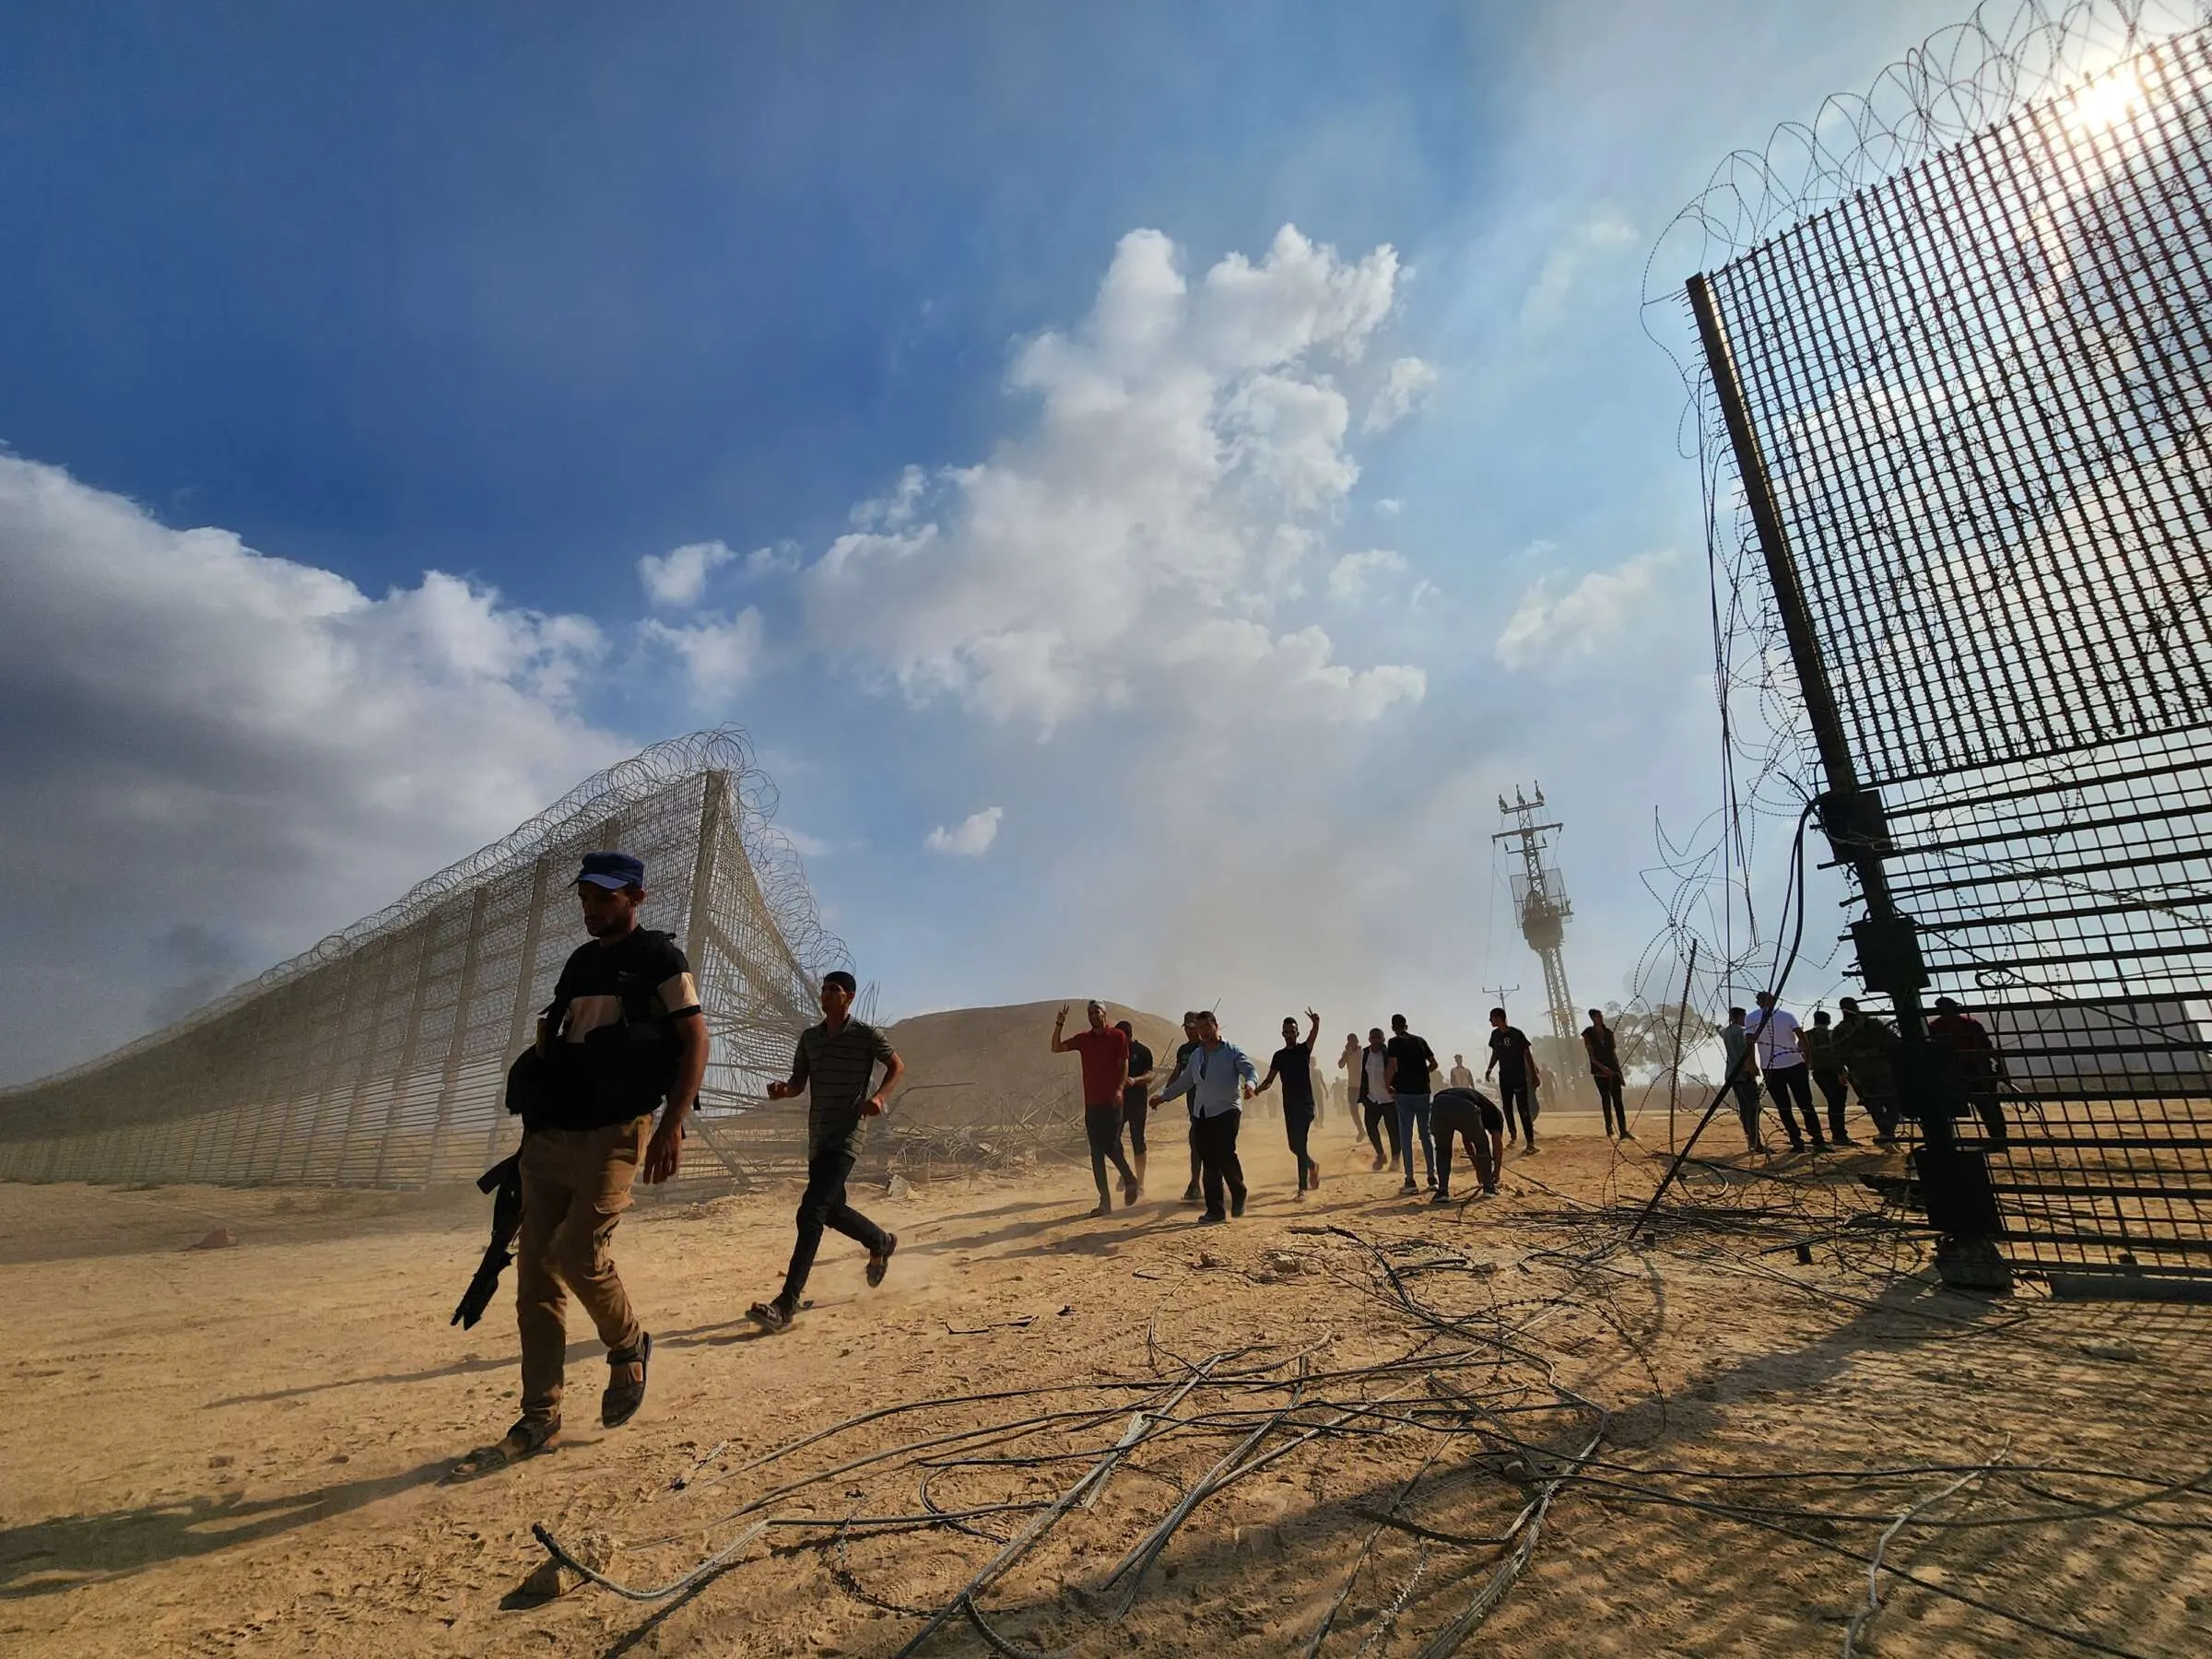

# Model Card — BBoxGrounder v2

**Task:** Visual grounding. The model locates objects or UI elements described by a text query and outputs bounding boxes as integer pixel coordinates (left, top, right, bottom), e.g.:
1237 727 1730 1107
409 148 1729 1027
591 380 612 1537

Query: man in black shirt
1431 1085 1504 1200
470 851 708 1473
1582 1007 1629 1139
748 970 905 1333
1252 1008 1324 1194
1485 1006 1539 1152
1116 1020 1157 1185
1383 1014 1439 1194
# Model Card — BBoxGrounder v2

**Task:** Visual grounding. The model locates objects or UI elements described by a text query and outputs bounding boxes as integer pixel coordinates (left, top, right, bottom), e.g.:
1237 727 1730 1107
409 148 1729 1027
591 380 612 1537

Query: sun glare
2065 66 2145 135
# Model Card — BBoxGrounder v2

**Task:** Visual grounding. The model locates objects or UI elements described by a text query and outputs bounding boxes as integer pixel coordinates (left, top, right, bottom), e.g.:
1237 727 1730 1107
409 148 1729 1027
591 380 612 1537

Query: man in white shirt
1447 1053 1476 1088
1747 991 1826 1152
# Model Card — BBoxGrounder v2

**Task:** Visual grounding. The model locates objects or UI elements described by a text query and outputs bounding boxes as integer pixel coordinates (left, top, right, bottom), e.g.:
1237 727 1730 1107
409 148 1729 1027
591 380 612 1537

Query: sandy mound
886 1000 1184 1125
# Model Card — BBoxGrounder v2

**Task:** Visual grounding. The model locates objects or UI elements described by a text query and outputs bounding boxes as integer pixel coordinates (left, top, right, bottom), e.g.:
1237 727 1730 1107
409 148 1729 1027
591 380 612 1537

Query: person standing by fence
748 971 903 1334
1835 998 1901 1145
1748 992 1826 1152
1804 1009 1854 1147
1721 1007 1763 1154
1929 996 2009 1150
1582 1008 1629 1139
1052 1001 1138 1217
1152 1010 1257 1223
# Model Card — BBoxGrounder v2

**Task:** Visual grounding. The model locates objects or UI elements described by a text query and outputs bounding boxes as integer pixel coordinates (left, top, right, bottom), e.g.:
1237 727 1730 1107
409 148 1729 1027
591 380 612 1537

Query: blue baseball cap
576 851 645 890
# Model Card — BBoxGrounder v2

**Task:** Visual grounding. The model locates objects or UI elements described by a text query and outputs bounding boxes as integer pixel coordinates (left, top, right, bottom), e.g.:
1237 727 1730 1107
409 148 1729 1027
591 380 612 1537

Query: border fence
1666 1 2212 1281
0 729 846 1189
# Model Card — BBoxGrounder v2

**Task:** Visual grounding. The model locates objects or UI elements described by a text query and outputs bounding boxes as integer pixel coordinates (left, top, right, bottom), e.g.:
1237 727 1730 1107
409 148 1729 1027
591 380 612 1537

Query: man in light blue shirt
1151 1010 1257 1224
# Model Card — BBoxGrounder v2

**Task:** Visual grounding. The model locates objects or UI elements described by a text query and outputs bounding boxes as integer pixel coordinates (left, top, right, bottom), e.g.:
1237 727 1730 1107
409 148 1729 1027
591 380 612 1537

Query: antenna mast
1490 782 1576 1048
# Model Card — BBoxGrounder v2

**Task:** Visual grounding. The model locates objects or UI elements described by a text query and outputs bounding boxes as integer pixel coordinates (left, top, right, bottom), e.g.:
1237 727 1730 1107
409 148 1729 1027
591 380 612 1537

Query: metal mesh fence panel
0 730 845 1188
1688 18 2212 1277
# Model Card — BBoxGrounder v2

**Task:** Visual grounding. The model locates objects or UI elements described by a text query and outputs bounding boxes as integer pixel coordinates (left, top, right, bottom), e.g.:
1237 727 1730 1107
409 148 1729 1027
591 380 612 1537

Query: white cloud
643 607 766 706
1327 547 1407 601
1374 497 1403 517
1519 212 1637 336
924 806 1003 856
1363 356 1440 433
799 225 1423 735
0 453 624 1081
638 539 736 607
745 543 802 578
1494 549 1675 670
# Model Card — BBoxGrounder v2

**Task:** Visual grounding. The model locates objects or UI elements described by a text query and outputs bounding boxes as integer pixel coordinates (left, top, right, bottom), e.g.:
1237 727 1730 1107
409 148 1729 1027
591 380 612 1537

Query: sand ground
3 1112 2209 1658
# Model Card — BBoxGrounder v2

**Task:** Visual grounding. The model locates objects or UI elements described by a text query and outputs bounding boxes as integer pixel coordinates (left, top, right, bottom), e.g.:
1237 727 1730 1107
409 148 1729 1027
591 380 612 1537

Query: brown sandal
601 1334 651 1429
446 1416 560 1482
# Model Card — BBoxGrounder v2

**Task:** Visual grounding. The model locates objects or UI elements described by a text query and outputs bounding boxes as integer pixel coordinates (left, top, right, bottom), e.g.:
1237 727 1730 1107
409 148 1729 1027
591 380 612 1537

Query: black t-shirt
1124 1041 1155 1109
1385 1032 1436 1095
1488 1026 1532 1085
546 928 700 1130
1433 1086 1504 1135
1271 1041 1316 1111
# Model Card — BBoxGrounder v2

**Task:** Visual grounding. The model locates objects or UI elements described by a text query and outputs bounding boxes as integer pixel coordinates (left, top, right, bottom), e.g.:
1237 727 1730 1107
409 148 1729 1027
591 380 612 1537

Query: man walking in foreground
1053 1001 1138 1216
1431 1084 1505 1201
466 852 709 1472
748 971 903 1333
1357 1027 1399 1170
1721 1006 1763 1154
1152 1010 1257 1224
1583 1008 1630 1139
1485 1008 1539 1153
1748 992 1826 1152
1385 1014 1439 1194
1252 1008 1324 1194
1116 1019 1157 1186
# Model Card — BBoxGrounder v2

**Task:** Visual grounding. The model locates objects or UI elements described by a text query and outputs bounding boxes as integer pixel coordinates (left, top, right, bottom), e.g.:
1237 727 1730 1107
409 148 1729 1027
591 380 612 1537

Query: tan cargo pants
516 1115 650 1425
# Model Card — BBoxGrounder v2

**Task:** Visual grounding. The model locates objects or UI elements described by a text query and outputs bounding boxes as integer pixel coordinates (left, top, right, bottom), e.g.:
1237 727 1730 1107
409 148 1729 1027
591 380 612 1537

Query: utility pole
1491 784 1577 1050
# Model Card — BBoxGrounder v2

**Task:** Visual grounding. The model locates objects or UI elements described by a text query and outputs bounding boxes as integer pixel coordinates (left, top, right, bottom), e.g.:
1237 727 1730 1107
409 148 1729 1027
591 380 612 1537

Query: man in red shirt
1053 1001 1138 1216
1929 996 2009 1150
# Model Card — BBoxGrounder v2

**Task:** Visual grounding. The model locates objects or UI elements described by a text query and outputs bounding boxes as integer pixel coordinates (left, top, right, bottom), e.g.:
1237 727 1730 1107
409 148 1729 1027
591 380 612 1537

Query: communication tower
1492 782 1577 1047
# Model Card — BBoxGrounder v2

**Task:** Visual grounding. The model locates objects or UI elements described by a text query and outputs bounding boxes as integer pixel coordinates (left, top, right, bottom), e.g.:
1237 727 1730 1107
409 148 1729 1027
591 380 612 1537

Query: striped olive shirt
792 1017 897 1157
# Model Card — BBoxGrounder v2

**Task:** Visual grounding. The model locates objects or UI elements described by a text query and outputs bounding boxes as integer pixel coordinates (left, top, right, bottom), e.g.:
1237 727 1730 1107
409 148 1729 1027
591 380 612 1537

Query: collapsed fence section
1672 5 2212 1278
0 730 844 1189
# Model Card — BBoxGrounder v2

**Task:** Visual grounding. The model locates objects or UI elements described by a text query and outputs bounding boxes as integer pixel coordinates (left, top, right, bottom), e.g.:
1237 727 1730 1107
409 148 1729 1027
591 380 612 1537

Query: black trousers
1085 1103 1136 1198
1814 1070 1851 1143
1191 1109 1246 1219
779 1145 888 1304
1285 1103 1314 1184
1433 1107 1500 1194
1594 1076 1627 1136
1499 1079 1535 1142
1764 1065 1825 1148
1362 1099 1400 1159
1731 1076 1763 1149
1122 1092 1149 1156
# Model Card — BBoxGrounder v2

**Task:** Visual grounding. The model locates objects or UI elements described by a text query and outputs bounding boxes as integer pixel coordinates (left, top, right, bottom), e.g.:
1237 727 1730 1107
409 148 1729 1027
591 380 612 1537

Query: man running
1448 1053 1476 1088
1748 991 1825 1152
1252 1008 1324 1194
1583 1008 1630 1139
1116 1019 1157 1186
1384 1014 1439 1194
748 971 902 1333
465 851 709 1471
1357 1026 1399 1171
1484 1008 1539 1152
1151 1010 1257 1224
1052 1000 1138 1216
1431 1083 1505 1201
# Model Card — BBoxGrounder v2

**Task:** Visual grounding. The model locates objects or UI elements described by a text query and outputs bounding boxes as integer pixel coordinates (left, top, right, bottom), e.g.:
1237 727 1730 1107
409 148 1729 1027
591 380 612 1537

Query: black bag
509 935 683 1129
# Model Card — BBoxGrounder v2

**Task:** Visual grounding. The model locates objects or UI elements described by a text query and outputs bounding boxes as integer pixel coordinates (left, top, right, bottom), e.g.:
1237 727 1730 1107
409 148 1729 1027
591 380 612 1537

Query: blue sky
0 0 1975 1082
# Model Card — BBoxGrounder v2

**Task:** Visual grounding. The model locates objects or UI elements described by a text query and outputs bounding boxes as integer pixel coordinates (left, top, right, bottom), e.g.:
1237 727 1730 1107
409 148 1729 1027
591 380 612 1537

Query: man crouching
465 852 708 1473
